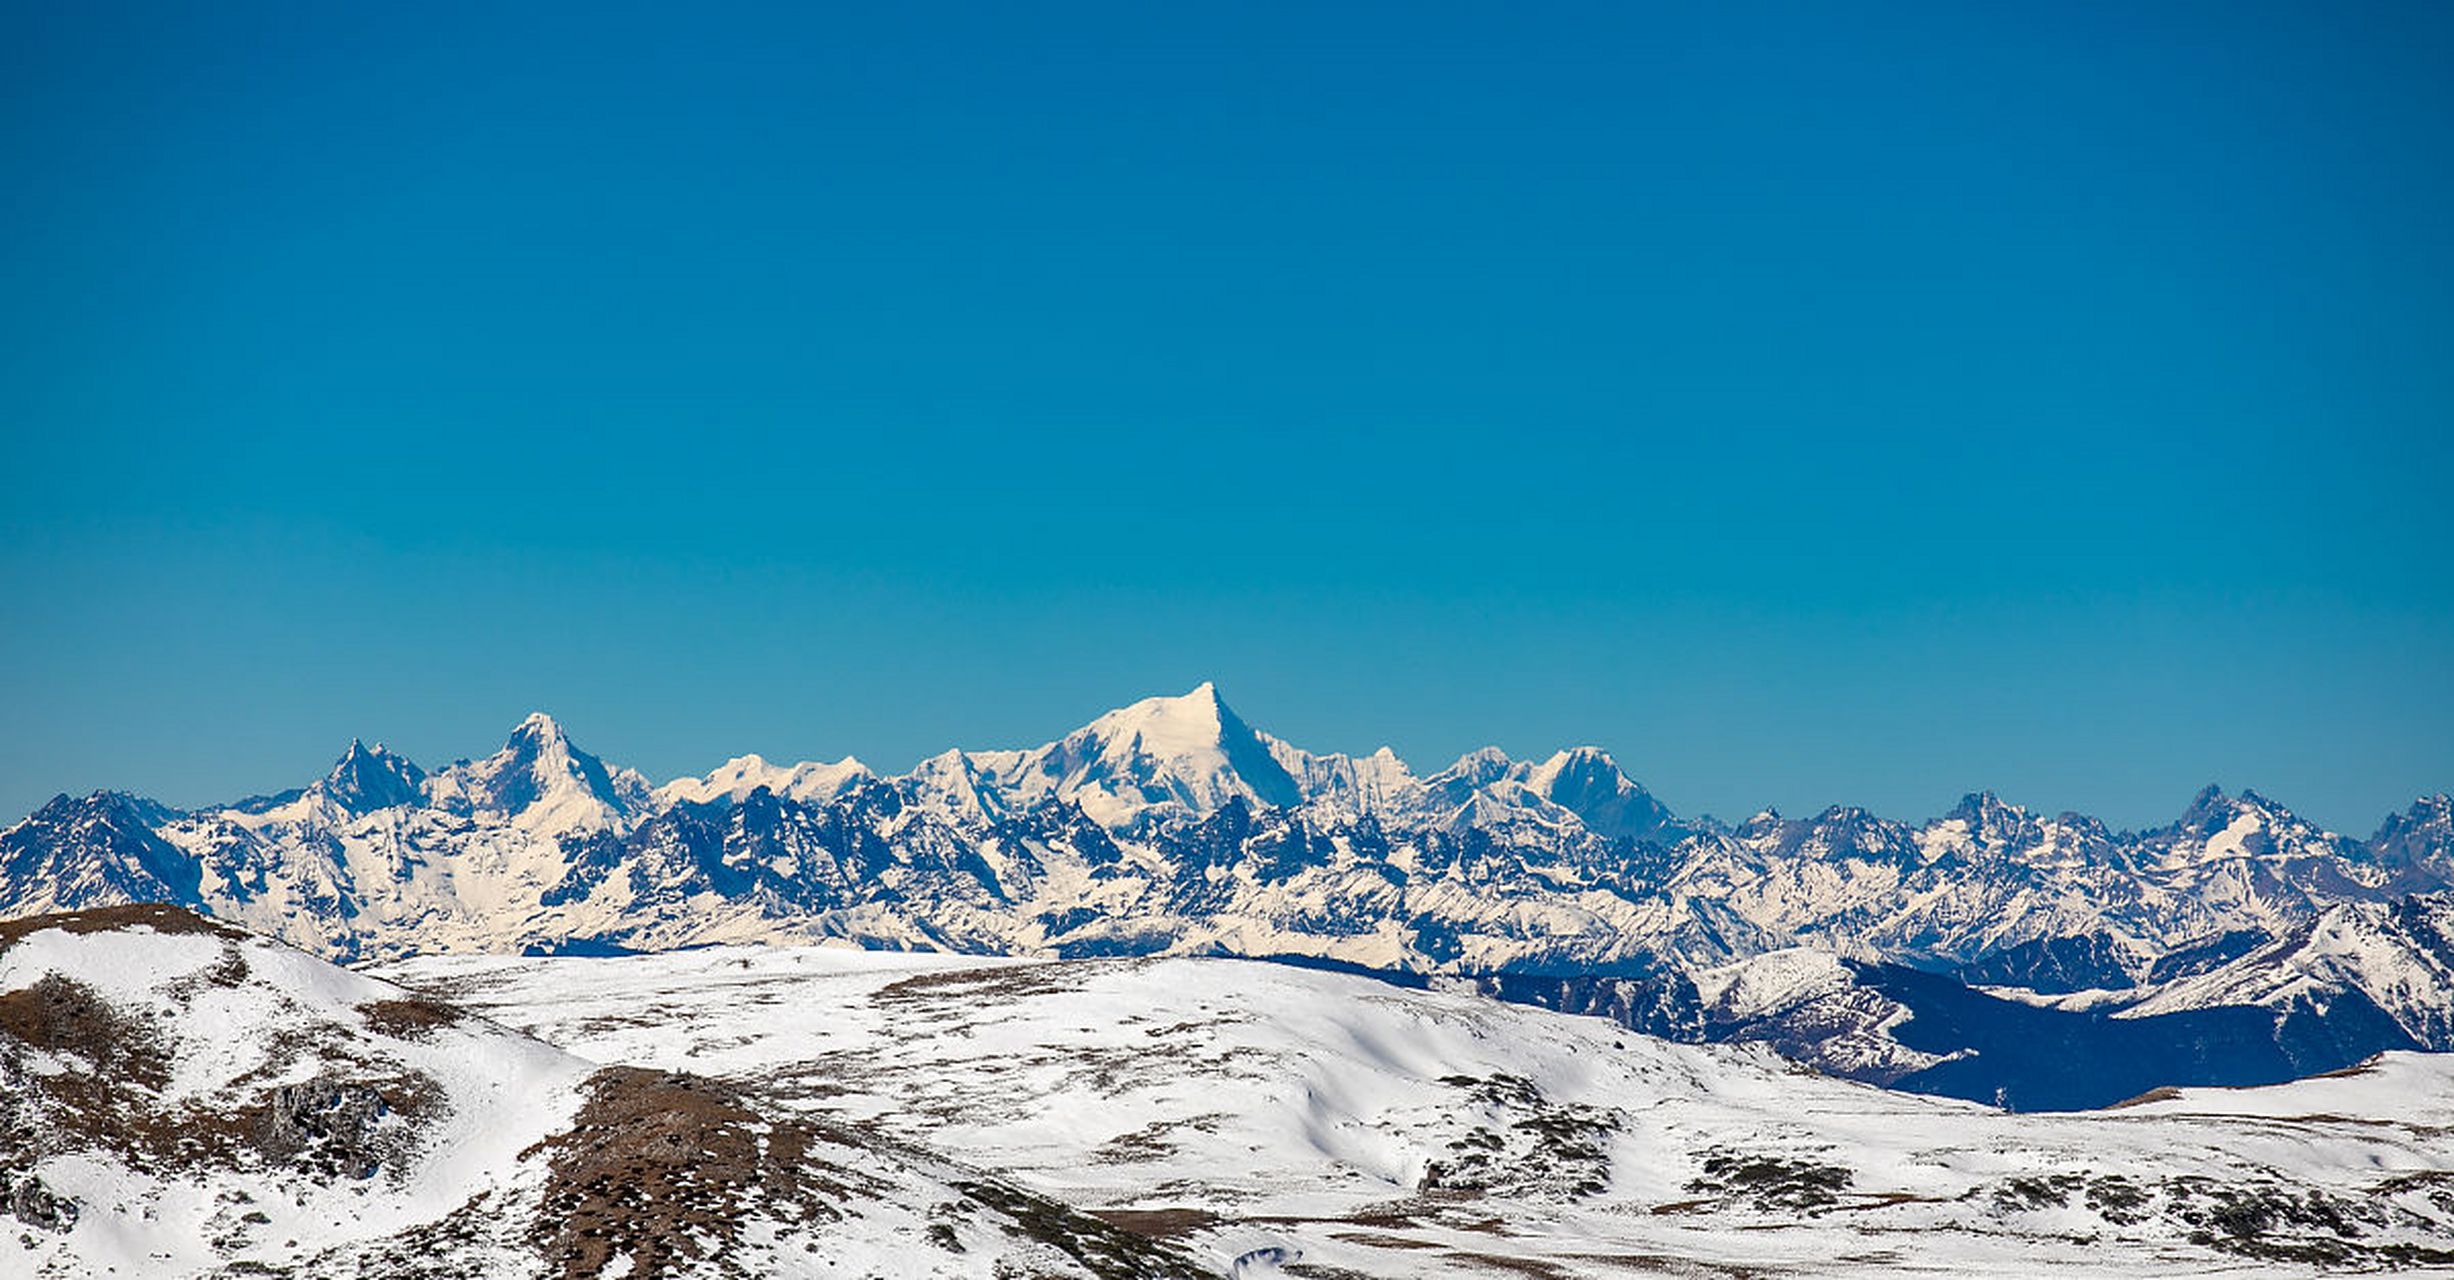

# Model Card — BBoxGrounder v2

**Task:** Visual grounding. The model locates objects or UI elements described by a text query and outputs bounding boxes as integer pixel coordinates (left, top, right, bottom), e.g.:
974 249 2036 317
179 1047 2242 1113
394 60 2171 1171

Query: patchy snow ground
386 944 2454 1278
0 908 1209 1280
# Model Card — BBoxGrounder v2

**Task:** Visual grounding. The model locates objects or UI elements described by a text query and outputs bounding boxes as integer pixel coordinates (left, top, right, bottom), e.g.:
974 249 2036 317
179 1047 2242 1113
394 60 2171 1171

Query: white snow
382 944 2454 1279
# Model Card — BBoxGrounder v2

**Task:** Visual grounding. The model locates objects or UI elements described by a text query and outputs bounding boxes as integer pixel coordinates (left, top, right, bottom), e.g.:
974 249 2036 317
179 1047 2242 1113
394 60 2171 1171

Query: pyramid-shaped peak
1019 681 1300 821
1083 683 1248 752
417 710 646 835
1522 747 1678 842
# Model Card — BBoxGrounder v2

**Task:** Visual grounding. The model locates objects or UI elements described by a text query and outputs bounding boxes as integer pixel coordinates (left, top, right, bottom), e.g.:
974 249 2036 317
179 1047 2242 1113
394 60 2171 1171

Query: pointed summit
1944 789 2029 830
314 738 426 815
986 682 1302 827
426 713 650 835
1519 747 1679 842
2179 784 2233 830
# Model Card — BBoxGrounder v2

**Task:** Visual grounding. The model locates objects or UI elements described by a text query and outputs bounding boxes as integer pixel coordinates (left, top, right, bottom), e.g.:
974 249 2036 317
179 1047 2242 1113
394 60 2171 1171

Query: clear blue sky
3 2 2449 832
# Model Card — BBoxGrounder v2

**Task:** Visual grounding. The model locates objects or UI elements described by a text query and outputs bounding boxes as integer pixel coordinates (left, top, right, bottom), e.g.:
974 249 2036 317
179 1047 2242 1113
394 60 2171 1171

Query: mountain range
6 683 2449 1109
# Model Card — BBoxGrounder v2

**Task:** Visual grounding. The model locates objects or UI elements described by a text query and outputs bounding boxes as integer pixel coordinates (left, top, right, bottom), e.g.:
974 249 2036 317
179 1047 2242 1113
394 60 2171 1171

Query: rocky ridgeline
5 688 2450 1107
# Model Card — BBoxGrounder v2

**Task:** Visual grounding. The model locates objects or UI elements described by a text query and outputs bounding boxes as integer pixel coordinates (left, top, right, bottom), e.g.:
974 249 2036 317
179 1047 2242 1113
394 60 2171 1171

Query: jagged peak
1944 790 2026 823
31 789 153 819
312 736 426 815
419 711 646 835
326 736 416 771
2182 783 2231 818
2236 787 2290 814
2384 793 2454 827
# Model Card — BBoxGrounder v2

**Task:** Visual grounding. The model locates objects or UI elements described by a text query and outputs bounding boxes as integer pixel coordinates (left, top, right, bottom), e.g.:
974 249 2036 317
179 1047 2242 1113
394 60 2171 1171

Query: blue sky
3 2 2449 831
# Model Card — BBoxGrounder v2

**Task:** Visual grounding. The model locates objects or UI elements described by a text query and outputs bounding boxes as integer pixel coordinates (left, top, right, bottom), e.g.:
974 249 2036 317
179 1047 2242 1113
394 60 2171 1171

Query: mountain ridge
5 685 2450 1109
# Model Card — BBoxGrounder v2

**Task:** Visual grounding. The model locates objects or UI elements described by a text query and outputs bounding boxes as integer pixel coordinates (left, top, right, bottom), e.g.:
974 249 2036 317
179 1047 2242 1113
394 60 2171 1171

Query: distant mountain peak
1017 682 1301 825
1083 681 1231 744
1519 747 1678 842
1944 789 2031 829
315 737 426 815
2181 783 2232 823
425 711 647 835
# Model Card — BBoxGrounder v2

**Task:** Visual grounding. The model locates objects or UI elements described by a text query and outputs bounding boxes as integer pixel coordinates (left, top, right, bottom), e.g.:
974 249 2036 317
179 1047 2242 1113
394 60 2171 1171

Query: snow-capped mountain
304 739 428 816
424 711 655 835
2118 892 2454 1051
975 681 1305 826
3 685 2448 1108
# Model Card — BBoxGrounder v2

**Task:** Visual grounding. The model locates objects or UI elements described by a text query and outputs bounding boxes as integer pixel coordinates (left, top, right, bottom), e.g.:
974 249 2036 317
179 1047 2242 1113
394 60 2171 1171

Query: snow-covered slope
2121 892 2454 1049
0 906 1210 1280
385 943 2454 1277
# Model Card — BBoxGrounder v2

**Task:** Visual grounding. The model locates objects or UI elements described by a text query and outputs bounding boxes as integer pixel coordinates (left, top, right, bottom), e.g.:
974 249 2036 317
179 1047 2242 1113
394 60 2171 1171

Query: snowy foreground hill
0 906 1212 1279
7 906 2454 1278
5 684 2453 1108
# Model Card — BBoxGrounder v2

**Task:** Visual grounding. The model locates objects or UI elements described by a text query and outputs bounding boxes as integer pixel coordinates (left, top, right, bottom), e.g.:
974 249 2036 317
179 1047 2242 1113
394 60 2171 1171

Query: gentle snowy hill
386 943 2454 1277
0 906 1210 1279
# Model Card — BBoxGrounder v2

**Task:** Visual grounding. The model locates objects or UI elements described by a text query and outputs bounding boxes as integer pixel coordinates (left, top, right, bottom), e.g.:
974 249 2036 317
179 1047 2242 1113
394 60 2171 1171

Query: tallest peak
1158 681 1223 712
1096 683 1237 738
1035 680 1298 819
1100 682 1235 728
